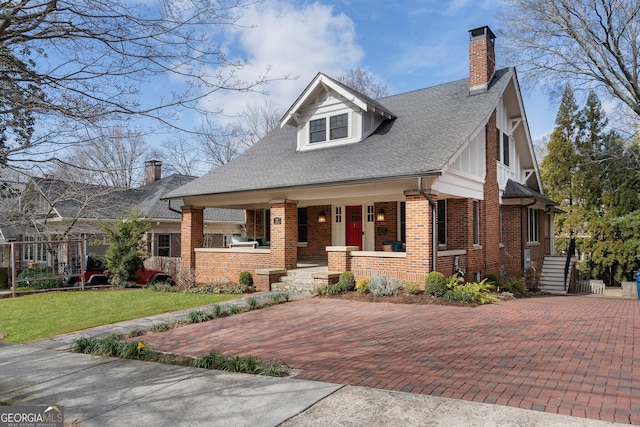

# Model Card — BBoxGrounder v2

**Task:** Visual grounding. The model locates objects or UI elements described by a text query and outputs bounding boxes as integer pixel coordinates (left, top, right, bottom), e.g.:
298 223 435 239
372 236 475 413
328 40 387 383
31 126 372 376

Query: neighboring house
7 161 244 269
0 182 26 269
164 26 559 291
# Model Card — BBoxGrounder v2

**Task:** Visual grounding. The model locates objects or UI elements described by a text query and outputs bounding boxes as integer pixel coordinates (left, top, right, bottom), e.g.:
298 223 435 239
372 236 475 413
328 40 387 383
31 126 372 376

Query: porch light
318 211 327 223
376 208 385 221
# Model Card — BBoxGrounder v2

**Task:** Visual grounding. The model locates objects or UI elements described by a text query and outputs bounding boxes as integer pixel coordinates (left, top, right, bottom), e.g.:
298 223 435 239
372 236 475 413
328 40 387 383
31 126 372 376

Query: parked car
63 255 172 286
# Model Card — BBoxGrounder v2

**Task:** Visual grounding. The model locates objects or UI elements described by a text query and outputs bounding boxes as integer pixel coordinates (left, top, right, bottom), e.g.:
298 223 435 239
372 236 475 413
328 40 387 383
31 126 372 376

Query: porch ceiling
181 177 434 209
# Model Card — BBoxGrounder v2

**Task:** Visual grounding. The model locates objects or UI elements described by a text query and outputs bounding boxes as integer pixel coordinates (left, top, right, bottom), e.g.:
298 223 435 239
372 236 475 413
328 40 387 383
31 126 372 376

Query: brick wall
270 201 297 270
374 201 398 249
500 205 523 277
181 206 203 270
195 249 271 290
298 205 331 262
483 112 500 276
405 192 435 277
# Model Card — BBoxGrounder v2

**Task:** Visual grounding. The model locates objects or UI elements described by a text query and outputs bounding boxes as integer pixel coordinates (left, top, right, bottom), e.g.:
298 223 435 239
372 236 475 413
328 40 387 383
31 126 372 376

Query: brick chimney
144 159 162 184
469 26 496 94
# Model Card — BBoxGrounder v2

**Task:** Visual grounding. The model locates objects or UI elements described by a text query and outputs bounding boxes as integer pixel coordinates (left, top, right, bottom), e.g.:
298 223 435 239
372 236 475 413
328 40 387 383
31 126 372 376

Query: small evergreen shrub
403 281 421 294
239 271 254 287
355 278 370 294
188 310 210 323
424 271 447 297
337 272 356 292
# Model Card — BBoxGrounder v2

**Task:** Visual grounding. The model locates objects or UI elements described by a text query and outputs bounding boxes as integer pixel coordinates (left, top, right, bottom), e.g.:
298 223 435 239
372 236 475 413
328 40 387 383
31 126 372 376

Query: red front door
346 205 363 250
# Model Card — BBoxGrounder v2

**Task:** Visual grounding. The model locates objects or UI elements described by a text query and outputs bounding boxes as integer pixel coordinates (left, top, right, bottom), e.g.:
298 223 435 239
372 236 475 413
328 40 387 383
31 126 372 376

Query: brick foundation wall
351 254 417 282
194 249 271 290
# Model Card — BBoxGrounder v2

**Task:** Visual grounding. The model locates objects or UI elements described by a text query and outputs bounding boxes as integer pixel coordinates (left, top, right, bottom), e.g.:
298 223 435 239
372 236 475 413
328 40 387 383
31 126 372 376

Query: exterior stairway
271 268 321 294
539 255 572 295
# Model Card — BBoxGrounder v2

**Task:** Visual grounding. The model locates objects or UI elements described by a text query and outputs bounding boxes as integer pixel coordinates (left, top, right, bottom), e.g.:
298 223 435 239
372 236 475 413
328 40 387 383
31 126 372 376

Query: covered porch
178 177 492 291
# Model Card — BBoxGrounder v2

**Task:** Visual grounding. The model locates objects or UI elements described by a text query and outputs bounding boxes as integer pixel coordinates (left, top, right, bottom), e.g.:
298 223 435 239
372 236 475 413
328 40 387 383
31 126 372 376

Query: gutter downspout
418 177 438 272
522 199 537 271
168 200 183 215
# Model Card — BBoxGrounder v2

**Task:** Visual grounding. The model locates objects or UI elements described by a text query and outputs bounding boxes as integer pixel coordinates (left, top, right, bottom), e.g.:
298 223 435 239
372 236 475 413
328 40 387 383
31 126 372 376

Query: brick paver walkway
142 296 640 424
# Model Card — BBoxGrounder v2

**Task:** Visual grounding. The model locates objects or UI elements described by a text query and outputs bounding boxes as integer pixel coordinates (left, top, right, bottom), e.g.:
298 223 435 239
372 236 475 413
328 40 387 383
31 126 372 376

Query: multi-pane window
23 236 46 262
309 118 326 143
157 234 170 257
310 114 348 143
437 199 447 247
528 208 539 243
298 208 308 243
366 205 375 222
330 114 348 139
472 201 480 245
335 206 342 223
400 202 406 243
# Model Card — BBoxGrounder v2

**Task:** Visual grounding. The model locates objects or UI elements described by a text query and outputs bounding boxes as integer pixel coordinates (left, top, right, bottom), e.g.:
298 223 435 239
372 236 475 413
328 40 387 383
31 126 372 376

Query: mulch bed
318 290 503 307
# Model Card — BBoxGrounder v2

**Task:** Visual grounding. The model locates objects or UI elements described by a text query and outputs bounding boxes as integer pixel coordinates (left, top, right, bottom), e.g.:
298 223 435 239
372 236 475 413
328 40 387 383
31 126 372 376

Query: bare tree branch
498 0 640 115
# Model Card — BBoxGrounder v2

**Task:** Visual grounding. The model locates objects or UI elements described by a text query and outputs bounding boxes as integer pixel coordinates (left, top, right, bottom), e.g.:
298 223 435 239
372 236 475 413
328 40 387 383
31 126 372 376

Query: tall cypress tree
540 85 581 237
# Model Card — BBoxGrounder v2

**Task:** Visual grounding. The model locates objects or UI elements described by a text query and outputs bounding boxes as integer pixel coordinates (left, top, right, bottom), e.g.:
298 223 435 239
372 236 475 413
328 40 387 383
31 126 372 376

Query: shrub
355 278 370 294
482 273 500 287
403 281 421 294
191 350 288 377
148 282 174 292
247 297 258 310
0 267 8 289
337 272 356 292
187 282 255 294
500 278 526 295
368 275 401 296
239 271 254 287
444 278 499 304
188 310 210 323
17 267 63 290
424 271 447 297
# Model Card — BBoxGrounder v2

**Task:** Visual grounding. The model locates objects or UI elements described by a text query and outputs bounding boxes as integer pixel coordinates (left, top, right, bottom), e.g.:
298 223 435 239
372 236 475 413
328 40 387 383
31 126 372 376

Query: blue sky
166 0 561 145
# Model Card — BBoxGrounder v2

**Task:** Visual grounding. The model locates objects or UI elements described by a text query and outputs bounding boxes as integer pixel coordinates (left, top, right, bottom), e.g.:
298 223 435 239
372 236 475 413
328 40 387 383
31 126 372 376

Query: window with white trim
437 199 447 247
23 236 47 262
366 205 374 222
157 234 170 257
335 206 342 223
472 201 480 245
527 208 539 243
310 114 348 143
497 129 510 166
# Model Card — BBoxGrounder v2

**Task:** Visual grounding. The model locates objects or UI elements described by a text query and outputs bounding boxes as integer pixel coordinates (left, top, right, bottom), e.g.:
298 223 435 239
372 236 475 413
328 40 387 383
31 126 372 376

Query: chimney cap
469 26 496 41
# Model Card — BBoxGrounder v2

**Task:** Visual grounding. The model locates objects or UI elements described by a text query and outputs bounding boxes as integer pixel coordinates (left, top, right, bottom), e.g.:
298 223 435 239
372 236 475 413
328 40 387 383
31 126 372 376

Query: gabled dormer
281 73 395 152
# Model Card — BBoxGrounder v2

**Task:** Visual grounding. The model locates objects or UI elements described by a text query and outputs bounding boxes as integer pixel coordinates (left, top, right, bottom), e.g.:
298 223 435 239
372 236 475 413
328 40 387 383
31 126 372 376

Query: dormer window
330 114 348 139
309 113 349 143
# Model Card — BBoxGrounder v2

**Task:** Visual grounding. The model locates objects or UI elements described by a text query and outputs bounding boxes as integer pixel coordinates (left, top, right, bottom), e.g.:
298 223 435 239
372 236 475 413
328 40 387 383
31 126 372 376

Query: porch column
181 206 204 270
270 200 298 270
405 191 437 276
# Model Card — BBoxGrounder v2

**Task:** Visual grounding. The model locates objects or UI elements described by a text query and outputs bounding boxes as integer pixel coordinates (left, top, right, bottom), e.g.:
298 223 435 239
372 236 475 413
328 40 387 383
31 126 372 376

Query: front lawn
0 290 241 343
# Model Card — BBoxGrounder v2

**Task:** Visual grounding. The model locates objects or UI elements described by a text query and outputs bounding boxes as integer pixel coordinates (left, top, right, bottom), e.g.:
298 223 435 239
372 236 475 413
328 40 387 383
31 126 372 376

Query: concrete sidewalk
1 342 631 426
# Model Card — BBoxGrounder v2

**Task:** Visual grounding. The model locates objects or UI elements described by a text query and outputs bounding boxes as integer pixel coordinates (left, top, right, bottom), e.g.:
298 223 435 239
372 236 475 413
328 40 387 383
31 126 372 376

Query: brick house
165 26 559 291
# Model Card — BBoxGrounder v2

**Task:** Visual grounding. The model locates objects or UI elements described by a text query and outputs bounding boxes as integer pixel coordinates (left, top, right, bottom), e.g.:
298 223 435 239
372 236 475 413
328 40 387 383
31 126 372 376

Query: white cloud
197 1 363 125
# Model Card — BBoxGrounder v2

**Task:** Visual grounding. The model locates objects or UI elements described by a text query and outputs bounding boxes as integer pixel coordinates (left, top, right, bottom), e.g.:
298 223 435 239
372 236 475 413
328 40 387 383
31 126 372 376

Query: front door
346 205 363 250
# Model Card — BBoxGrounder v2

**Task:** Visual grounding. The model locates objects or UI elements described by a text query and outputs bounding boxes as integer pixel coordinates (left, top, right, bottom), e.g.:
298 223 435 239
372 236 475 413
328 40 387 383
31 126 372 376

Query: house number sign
273 217 282 225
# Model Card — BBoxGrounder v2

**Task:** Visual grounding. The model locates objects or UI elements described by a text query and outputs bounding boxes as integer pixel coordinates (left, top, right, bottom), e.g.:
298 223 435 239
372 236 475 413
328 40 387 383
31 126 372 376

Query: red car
63 255 171 286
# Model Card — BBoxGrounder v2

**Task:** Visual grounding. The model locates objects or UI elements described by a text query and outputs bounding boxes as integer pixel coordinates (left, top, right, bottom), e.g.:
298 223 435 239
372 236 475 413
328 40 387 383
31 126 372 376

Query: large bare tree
336 67 389 99
0 0 285 171
498 0 640 116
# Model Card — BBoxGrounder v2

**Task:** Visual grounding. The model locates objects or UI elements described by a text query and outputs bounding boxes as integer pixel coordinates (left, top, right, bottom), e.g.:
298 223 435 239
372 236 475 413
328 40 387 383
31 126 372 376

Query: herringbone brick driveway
142 296 640 424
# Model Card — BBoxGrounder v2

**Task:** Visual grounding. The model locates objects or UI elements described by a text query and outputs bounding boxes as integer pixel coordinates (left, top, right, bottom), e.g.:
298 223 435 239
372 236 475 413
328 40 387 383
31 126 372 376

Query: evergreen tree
540 85 581 237
101 209 151 288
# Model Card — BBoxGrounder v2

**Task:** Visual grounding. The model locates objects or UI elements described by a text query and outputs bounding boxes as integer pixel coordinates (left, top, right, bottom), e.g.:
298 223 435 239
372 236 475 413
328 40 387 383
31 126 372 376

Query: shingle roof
32 176 243 222
503 179 558 205
165 68 514 199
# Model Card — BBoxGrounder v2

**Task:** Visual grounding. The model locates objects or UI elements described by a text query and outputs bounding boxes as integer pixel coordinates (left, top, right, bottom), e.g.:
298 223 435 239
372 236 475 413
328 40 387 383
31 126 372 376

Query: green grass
0 290 241 343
